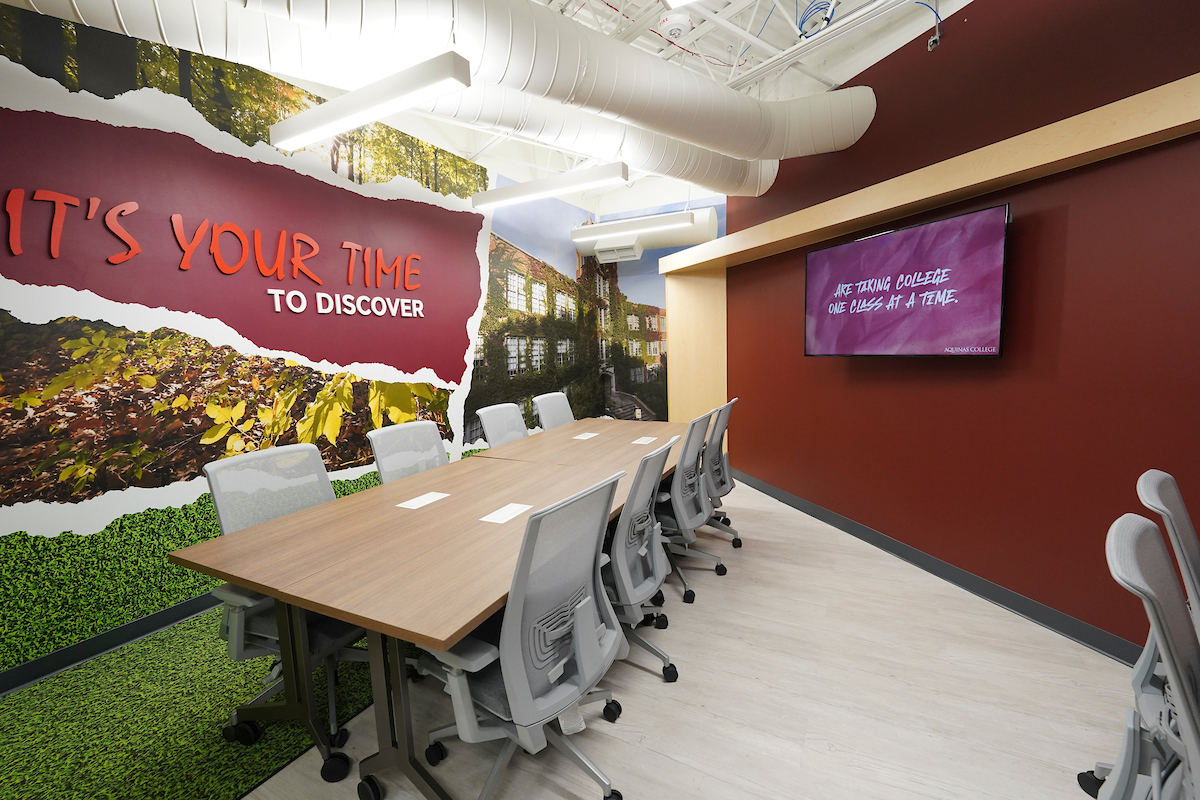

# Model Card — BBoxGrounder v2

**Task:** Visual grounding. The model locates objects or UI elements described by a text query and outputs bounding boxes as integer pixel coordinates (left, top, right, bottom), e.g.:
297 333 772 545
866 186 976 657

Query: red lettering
210 222 248 275
103 202 141 265
341 241 362 284
32 189 80 258
171 214 210 271
404 254 421 291
254 229 286 280
5 188 22 255
291 233 321 285
363 247 373 288
86 197 101 220
377 250 402 290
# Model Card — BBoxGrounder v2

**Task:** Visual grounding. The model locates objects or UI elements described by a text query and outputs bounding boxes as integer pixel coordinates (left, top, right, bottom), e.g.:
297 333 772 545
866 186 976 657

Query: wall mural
0 7 488 672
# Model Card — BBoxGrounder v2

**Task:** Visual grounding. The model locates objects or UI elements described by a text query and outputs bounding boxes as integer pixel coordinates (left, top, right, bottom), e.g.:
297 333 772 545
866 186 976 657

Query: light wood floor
247 484 1133 800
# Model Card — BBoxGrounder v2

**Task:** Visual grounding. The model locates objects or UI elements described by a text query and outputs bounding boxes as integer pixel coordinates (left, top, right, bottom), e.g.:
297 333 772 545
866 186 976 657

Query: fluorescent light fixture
660 0 700 8
570 211 696 244
471 163 629 210
270 52 471 151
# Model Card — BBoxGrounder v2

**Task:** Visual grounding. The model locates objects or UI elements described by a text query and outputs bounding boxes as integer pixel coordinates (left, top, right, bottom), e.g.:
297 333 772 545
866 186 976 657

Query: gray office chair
366 420 448 484
604 436 679 682
657 409 724 603
702 398 741 548
415 473 629 800
1089 513 1200 800
533 391 575 430
1139 471 1200 631
476 402 529 447
204 444 367 772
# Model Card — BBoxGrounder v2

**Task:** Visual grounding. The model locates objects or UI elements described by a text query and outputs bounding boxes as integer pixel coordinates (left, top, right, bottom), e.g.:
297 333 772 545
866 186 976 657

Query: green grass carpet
0 609 373 800
0 473 382 672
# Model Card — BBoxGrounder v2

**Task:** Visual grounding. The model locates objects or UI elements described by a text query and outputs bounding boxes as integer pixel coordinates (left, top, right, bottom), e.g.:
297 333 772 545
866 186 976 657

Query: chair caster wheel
732 538 742 548
663 664 678 682
654 614 668 629
651 589 665 606
683 590 695 604
602 699 622 723
320 751 352 782
639 613 656 628
715 563 727 576
224 720 262 746
425 740 448 767
606 791 622 800
406 665 424 683
331 728 350 748
1077 771 1104 799
357 775 385 800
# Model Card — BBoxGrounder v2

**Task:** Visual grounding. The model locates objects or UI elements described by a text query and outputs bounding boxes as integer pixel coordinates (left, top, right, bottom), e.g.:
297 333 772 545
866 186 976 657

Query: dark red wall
726 0 1200 643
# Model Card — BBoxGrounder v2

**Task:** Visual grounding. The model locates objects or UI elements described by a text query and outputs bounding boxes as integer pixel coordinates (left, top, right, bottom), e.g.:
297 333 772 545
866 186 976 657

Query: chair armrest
421 635 499 672
212 583 269 609
656 492 671 504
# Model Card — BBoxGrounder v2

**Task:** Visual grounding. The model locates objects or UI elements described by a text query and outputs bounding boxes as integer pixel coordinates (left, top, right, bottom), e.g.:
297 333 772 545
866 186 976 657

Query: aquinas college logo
945 346 998 354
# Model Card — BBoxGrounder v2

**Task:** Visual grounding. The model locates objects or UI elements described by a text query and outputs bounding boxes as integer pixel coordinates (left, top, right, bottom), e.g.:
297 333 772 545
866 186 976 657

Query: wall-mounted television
804 204 1009 356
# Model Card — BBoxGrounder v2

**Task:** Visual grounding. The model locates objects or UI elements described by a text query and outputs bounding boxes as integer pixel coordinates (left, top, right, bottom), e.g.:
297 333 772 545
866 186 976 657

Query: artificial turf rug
0 609 373 800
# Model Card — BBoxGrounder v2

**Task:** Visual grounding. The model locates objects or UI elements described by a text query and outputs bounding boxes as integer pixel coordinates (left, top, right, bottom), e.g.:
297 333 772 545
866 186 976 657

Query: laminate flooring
246 483 1133 800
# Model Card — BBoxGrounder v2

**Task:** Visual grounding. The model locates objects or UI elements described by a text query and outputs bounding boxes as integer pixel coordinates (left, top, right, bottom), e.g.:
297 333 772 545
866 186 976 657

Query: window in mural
556 291 576 321
506 272 526 311
557 339 574 365
627 314 640 330
531 338 545 371
505 336 527 375
531 282 547 315
629 339 642 357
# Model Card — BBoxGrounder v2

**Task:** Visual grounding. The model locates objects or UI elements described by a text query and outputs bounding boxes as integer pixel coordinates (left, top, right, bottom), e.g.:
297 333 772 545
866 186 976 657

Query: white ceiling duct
420 86 778 197
234 0 877 163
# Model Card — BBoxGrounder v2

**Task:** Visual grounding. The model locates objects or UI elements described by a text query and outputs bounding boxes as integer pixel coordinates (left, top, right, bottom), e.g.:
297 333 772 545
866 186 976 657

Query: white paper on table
480 503 533 524
396 491 450 510
631 436 657 445
573 432 600 440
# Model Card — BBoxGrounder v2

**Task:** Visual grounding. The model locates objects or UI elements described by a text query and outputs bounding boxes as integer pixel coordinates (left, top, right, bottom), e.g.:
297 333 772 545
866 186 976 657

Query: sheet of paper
573 432 600 440
631 436 657 445
480 503 533 524
396 491 449 510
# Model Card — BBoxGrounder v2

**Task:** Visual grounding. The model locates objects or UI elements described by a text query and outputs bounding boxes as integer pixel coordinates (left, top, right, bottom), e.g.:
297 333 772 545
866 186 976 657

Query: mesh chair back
669 411 715 532
1107 513 1200 792
499 473 625 728
477 403 529 446
533 392 575 430
367 420 447 484
703 398 738 500
1139 470 1200 621
610 437 678 607
203 444 335 535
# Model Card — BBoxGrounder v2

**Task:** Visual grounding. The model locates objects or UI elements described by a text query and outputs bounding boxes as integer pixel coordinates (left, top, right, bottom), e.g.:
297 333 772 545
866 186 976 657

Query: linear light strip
570 211 696 243
471 163 630 210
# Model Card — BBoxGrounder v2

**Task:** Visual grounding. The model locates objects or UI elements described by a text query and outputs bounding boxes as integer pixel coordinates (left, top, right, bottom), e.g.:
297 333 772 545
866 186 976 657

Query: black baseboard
0 592 222 697
731 469 1141 666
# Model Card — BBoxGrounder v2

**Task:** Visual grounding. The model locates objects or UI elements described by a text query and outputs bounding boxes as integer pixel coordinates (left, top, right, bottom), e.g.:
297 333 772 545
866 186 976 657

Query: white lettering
267 288 285 312
343 294 356 315
386 297 402 316
401 298 412 318
370 296 387 316
316 292 334 314
356 295 371 316
285 290 306 313
412 299 424 318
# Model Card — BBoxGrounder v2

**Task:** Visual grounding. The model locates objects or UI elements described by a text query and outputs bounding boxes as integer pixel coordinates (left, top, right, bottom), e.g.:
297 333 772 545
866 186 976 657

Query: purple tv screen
805 205 1008 356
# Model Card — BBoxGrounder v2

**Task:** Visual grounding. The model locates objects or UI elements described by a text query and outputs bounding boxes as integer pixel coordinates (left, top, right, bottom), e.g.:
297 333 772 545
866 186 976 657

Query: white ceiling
370 0 973 214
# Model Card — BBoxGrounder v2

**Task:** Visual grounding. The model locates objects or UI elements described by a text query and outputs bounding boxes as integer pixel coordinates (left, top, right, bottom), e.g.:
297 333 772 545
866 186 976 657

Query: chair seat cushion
467 660 513 721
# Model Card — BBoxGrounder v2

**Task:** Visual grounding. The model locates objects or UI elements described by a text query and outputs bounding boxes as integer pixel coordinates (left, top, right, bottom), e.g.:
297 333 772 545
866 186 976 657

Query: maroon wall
726 0 1200 644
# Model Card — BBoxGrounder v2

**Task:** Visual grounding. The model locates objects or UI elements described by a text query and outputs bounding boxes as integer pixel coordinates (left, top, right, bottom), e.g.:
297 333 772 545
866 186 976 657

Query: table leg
360 632 454 800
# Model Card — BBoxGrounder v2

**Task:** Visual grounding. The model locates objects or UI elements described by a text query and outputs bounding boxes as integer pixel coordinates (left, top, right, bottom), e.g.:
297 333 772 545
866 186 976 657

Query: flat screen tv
804 204 1008 356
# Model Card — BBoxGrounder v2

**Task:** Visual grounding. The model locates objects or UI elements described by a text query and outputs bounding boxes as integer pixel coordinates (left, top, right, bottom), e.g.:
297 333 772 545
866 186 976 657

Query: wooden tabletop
170 419 685 651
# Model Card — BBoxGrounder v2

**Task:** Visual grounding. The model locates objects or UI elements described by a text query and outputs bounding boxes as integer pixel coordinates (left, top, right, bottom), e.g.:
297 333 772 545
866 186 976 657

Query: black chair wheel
650 590 665 607
331 728 350 748
663 664 678 682
425 740 448 767
639 613 656 628
654 614 668 629
715 563 727 576
732 538 743 549
602 699 622 723
1077 771 1104 799
224 720 262 746
357 775 385 800
683 589 695 604
606 791 622 800
320 751 352 783
406 665 424 683
719 513 730 524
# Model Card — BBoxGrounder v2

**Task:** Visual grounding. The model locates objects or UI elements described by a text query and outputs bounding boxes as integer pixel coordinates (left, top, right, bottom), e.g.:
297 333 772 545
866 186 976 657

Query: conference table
170 417 685 800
